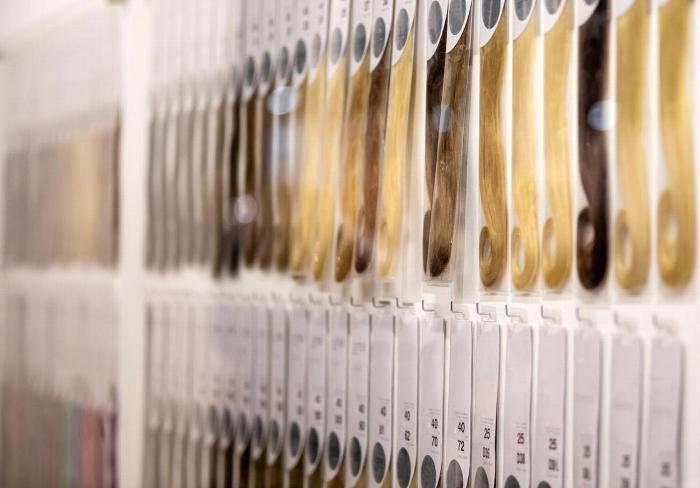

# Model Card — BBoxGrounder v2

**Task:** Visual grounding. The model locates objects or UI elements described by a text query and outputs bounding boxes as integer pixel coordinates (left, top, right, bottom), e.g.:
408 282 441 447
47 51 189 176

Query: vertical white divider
118 0 151 486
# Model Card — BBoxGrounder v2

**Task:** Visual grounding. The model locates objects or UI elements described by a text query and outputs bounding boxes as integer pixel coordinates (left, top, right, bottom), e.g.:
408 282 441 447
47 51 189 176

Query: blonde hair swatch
292 69 326 274
427 0 473 278
311 46 350 281
576 0 609 290
657 0 696 287
335 46 371 282
355 21 394 274
376 11 417 279
541 0 572 289
257 81 277 270
478 3 508 288
614 0 650 289
273 68 295 273
510 1 539 290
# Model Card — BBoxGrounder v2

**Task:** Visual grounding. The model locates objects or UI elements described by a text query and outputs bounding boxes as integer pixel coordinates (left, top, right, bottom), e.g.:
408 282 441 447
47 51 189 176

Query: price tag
325 307 349 481
368 313 395 486
305 306 327 472
394 312 419 488
645 335 683 488
573 326 602 487
502 323 532 487
251 305 270 459
285 306 307 469
533 325 567 488
444 318 473 488
418 316 445 488
345 310 371 485
268 306 288 463
607 334 643 488
470 321 500 488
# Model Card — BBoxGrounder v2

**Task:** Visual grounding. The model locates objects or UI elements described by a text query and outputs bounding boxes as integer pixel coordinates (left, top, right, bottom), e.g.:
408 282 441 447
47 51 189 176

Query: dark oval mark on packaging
475 466 490 488
421 455 437 488
546 0 563 15
350 437 363 475
395 9 410 51
505 474 521 488
428 1 444 45
327 432 341 469
294 40 307 75
482 0 501 29
372 442 387 483
330 28 343 64
307 427 320 463
446 460 464 488
397 447 412 488
515 0 534 21
289 421 301 456
373 18 387 59
311 34 322 68
449 0 468 35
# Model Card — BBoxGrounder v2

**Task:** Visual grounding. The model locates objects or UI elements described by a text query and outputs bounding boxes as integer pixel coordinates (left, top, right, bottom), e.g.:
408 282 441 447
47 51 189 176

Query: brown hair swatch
146 111 162 269
375 9 417 279
241 95 259 267
614 0 650 289
541 0 573 289
177 102 195 265
576 0 610 290
478 1 508 288
657 0 696 287
355 20 394 274
206 95 227 276
427 0 473 279
422 2 448 273
257 78 277 270
273 88 294 273
510 0 539 290
335 39 372 282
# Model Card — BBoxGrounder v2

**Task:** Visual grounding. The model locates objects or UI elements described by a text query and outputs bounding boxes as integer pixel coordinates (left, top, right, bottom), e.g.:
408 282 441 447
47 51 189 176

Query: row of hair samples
142 0 696 486
2 6 121 269
1 282 119 488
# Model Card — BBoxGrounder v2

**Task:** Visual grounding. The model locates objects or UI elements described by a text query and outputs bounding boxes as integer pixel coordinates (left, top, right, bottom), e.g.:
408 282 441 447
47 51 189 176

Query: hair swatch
355 19 394 274
311 44 350 281
335 40 371 282
257 82 277 270
190 100 209 266
541 0 573 289
510 1 539 290
241 96 259 267
376 9 417 279
614 0 650 289
478 1 508 288
178 103 195 265
226 86 243 276
657 0 696 287
576 0 610 290
146 112 161 269
422 3 448 273
206 95 226 275
292 71 325 274
427 0 473 279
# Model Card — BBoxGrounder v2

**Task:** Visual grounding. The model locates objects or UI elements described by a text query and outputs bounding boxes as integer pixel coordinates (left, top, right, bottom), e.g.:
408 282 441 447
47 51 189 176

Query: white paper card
305 306 327 472
268 306 287 462
325 307 349 480
444 318 473 488
367 314 395 486
533 325 567 488
645 335 684 488
285 306 307 468
471 321 500 488
502 323 533 487
573 327 602 487
346 310 371 485
252 306 270 459
607 334 643 488
417 316 445 488
394 312 419 488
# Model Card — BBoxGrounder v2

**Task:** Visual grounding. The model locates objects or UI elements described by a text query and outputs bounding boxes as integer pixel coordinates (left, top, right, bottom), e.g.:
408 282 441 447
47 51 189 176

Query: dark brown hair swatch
576 0 610 290
426 0 473 279
355 17 394 274
423 1 449 273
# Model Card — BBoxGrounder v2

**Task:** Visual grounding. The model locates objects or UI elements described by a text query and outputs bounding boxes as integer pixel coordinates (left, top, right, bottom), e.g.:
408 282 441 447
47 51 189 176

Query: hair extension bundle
613 0 650 289
310 13 351 281
422 0 448 273
375 4 418 279
291 67 324 274
146 113 161 269
510 0 539 290
335 10 373 282
177 101 195 265
426 0 473 279
657 0 696 287
354 4 395 275
204 94 226 274
576 0 610 290
478 0 508 288
541 0 573 289
190 99 210 266
274 101 294 273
